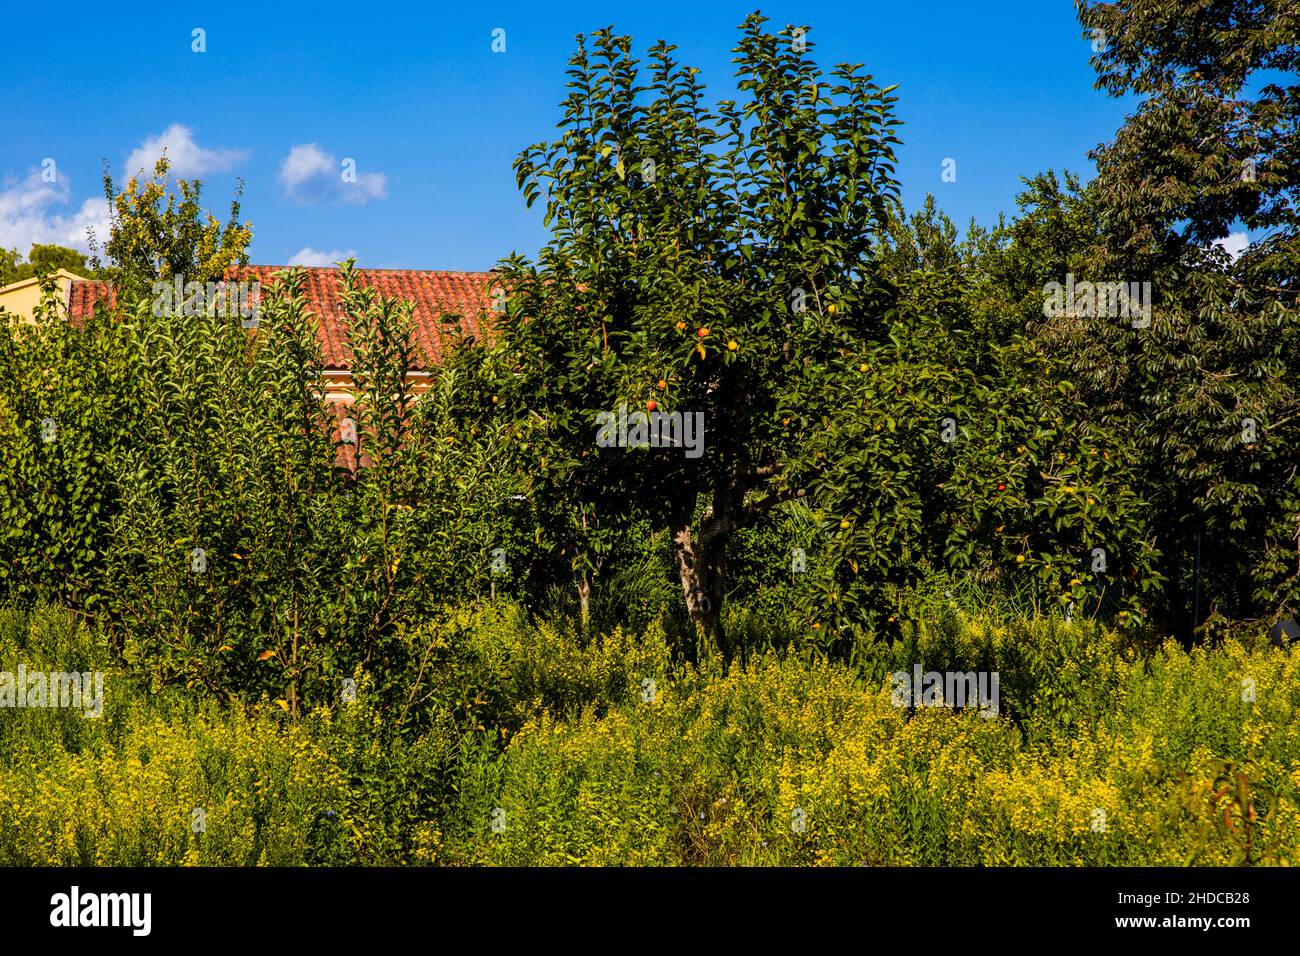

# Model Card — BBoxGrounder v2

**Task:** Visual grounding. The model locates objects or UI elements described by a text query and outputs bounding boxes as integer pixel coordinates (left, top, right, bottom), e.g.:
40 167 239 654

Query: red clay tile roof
67 280 116 321
328 401 363 475
68 266 498 370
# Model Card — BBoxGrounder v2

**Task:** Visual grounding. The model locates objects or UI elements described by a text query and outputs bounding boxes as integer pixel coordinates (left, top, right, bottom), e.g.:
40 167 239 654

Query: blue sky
0 1 1137 271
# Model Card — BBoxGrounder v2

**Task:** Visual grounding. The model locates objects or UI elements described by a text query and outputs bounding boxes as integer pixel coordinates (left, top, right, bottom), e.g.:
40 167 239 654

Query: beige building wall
0 270 84 322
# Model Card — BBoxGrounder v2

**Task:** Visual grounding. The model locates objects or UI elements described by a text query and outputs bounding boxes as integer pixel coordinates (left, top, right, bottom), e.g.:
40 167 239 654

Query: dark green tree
487 16 906 651
0 244 95 286
1051 1 1300 629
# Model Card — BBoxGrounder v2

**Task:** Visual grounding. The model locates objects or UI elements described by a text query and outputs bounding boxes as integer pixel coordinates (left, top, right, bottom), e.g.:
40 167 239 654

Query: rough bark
577 572 592 630
668 461 808 660
671 518 728 655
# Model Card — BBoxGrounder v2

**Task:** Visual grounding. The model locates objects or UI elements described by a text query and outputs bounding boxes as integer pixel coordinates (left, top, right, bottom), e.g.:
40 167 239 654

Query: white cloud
0 170 110 257
124 124 249 179
287 247 358 267
1213 231 1249 261
279 143 387 205
280 144 334 189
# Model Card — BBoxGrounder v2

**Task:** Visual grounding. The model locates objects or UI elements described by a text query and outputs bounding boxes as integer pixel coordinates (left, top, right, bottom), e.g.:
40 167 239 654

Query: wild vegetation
1 604 1295 866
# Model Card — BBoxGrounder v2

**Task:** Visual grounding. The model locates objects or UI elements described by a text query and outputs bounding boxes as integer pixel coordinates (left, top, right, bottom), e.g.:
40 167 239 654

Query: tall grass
0 603 1294 865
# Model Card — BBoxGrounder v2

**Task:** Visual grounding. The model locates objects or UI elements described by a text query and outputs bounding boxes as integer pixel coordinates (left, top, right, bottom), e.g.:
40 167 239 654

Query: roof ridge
66 266 498 371
242 265 496 275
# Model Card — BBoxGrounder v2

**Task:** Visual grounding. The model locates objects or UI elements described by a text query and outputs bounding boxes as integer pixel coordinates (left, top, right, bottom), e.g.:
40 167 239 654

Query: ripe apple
697 327 710 338
646 400 657 412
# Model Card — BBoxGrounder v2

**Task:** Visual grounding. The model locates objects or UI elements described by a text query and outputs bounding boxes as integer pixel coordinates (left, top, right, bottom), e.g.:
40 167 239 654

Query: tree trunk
671 519 728 658
577 571 591 630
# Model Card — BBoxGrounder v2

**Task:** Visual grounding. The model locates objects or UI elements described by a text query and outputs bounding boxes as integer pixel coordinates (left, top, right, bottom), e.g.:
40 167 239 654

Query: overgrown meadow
0 8 1297 866
2 604 1296 866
